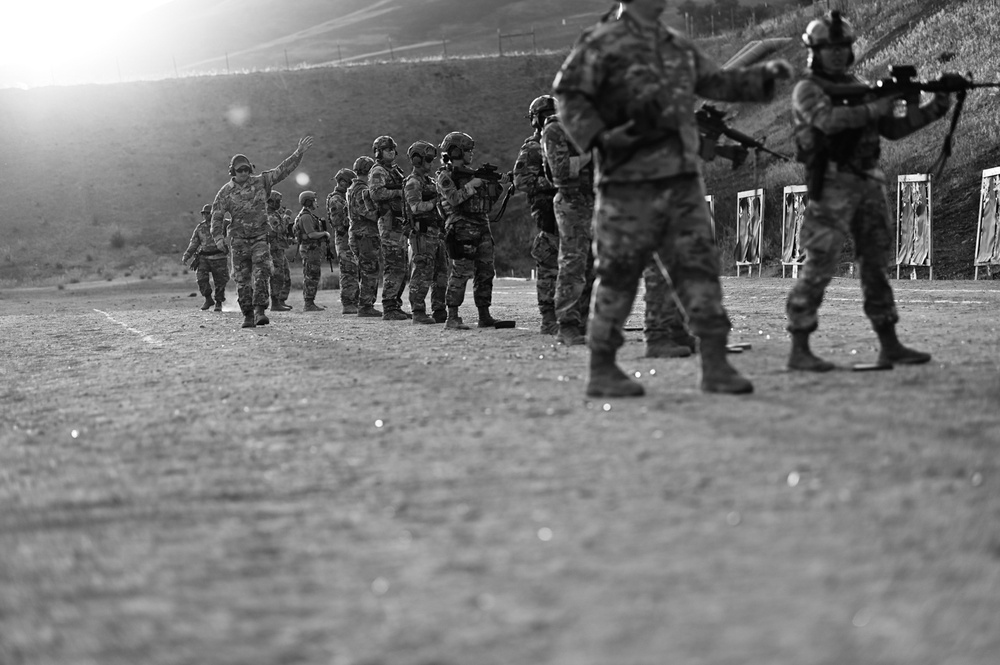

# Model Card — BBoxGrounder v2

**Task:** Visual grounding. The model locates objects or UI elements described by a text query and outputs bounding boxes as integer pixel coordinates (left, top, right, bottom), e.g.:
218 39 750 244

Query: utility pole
387 37 395 61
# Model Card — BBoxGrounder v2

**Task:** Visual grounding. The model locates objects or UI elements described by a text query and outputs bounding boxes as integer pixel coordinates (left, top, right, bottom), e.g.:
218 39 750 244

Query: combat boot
342 304 359 315
539 309 558 335
645 338 692 358
303 300 324 312
445 307 470 330
699 334 753 394
241 308 256 329
383 308 409 321
586 349 644 397
280 300 292 310
787 331 835 372
201 295 214 311
357 306 382 317
477 306 497 328
271 298 292 312
213 302 223 312
557 324 586 347
432 308 447 323
412 310 436 325
254 306 270 326
875 323 931 366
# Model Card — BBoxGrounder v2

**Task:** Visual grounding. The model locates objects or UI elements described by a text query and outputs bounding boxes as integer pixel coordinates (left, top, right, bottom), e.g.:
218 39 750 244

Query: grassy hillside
3 0 999 286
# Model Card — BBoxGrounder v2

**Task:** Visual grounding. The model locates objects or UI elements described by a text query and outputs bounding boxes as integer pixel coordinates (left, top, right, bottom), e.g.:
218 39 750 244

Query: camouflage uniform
540 114 595 335
786 72 950 334
554 10 783 395
266 206 293 304
369 160 410 314
347 176 382 310
211 150 304 315
182 217 229 306
404 170 448 318
327 187 359 310
512 129 559 327
293 206 326 303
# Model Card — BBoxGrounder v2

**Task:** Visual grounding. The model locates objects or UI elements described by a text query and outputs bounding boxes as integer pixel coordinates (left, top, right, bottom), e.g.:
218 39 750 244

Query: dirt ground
1 275 998 665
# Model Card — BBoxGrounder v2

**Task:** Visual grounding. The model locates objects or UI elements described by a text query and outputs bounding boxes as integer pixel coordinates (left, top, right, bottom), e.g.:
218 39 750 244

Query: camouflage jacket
266 207 293 249
368 161 407 232
293 207 326 248
347 177 379 236
326 188 350 235
793 71 949 174
512 130 557 233
435 163 500 227
541 115 594 193
403 170 442 232
210 149 304 243
181 220 226 263
553 12 779 184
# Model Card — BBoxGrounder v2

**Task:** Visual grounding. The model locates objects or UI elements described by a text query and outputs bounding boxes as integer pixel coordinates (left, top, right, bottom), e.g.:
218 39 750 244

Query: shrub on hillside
109 229 126 249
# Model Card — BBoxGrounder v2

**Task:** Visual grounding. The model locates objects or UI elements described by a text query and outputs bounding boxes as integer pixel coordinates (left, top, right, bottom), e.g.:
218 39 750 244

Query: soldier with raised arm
326 168 360 315
403 140 448 325
368 135 411 321
211 136 313 328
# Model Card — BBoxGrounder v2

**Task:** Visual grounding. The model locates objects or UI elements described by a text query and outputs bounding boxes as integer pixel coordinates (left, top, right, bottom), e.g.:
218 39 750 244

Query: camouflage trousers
380 229 410 312
349 231 382 309
554 189 596 329
231 236 273 312
786 170 898 333
642 259 693 344
409 227 448 314
196 254 229 304
590 175 728 354
299 244 324 302
334 229 359 307
269 244 290 303
530 230 559 316
445 220 495 309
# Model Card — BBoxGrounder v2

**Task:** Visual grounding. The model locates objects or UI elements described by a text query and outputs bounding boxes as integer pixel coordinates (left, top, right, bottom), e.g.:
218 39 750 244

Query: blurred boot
383 309 409 321
358 306 382 317
557 324 586 347
875 323 931 366
645 338 692 358
586 349 644 397
254 306 269 326
412 310 436 325
446 306 470 330
539 309 558 335
700 334 753 394
271 298 292 312
477 306 497 328
241 308 256 329
432 308 447 323
201 295 214 311
787 331 834 372
303 300 324 312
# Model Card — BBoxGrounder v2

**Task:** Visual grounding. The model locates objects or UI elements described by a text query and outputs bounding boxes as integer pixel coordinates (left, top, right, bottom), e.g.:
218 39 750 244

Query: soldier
435 131 511 330
552 0 792 396
786 11 948 371
211 136 313 329
266 190 293 312
326 168 360 314
513 95 560 335
368 135 411 321
292 190 330 312
403 140 449 325
181 204 228 311
347 156 383 318
540 98 596 347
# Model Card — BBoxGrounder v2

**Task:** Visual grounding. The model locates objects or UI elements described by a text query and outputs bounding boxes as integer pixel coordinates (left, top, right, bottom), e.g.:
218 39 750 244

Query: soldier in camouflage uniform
292 190 330 312
181 204 228 311
211 136 313 328
541 104 596 347
266 190 293 312
513 95 560 335
435 131 511 330
347 156 383 318
553 0 792 396
369 135 412 321
326 168 360 314
786 11 948 371
403 140 448 325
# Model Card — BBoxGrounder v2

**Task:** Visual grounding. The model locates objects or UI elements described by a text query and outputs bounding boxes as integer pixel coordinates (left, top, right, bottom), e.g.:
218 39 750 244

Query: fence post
442 38 447 57
284 49 290 70
532 28 537 54
225 52 230 74
117 57 122 83
498 29 502 56
338 44 343 63
388 37 394 61
173 56 179 78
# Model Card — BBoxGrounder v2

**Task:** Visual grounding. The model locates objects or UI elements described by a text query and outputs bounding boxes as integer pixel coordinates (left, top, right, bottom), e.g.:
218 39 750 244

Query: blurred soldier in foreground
369 135 412 320
435 131 511 330
553 0 792 396
327 168 360 314
541 97 595 347
292 190 330 312
513 95 560 335
266 190 293 312
211 136 313 328
347 156 383 318
786 11 947 370
403 140 448 324
181 204 228 311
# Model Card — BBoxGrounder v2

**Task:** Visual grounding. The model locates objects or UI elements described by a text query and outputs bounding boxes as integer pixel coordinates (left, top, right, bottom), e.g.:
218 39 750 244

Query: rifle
696 103 792 163
452 163 514 223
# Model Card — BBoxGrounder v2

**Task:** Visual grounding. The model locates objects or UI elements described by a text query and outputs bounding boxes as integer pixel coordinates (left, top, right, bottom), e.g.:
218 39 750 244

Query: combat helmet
353 155 375 176
333 168 357 185
372 135 397 159
228 153 255 176
803 10 856 68
299 190 317 206
201 204 212 215
439 132 475 163
407 140 438 165
267 190 283 203
526 95 557 121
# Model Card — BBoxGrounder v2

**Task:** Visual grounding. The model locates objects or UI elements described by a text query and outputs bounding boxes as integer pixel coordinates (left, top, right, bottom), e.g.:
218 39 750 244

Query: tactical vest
445 165 496 216
404 173 442 232
294 209 325 247
373 163 406 218
797 73 882 171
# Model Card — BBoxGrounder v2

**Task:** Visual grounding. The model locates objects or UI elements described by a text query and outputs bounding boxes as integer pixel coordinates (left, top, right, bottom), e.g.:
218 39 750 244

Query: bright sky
0 0 178 87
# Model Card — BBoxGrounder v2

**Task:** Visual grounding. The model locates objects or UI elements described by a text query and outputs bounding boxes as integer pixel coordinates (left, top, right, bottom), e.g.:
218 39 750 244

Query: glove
215 239 229 253
865 95 898 119
763 59 795 80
